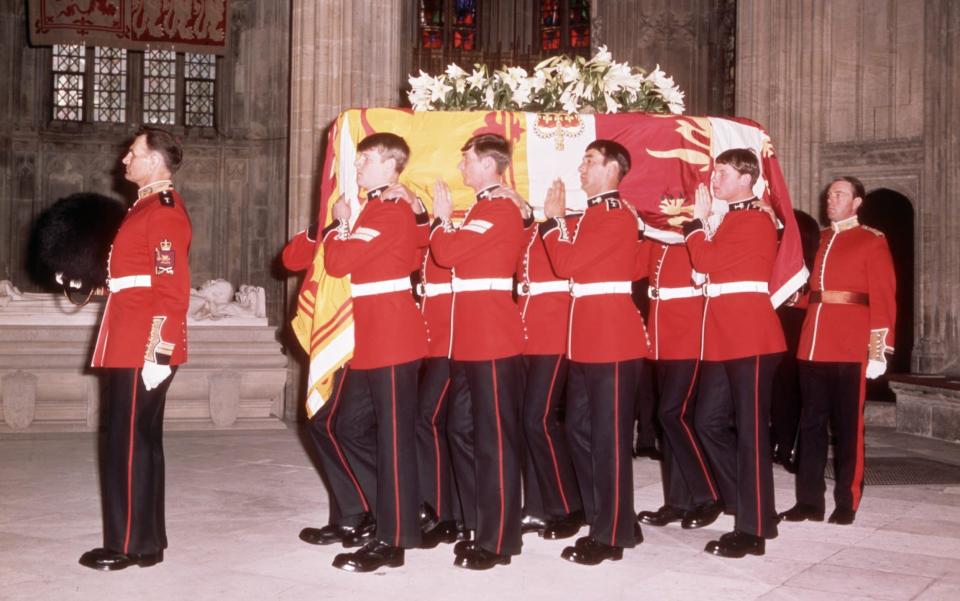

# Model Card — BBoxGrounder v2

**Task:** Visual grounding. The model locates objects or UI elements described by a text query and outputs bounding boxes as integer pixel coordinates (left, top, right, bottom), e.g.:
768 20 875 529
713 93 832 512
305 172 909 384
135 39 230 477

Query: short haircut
586 139 631 181
830 175 866 202
357 132 411 173
135 125 183 174
461 133 512 174
715 148 759 186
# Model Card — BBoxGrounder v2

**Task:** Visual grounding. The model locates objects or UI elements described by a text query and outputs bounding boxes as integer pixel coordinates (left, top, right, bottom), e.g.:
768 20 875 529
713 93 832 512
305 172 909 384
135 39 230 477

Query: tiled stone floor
2 426 959 601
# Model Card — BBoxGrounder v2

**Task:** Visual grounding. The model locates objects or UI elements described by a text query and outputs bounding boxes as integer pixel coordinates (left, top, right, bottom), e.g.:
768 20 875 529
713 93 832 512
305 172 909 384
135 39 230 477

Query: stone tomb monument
0 280 287 433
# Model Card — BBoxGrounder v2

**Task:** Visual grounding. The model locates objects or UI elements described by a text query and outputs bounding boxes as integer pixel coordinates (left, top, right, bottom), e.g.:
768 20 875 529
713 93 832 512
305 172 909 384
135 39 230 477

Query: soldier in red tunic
80 126 191 571
540 140 650 565
320 133 429 572
430 133 530 570
515 212 584 540
636 240 725 530
778 176 896 526
682 148 786 558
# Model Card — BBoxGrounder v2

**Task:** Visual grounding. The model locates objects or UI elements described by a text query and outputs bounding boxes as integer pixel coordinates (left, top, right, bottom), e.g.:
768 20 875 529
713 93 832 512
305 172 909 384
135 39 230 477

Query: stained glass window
184 53 216 127
93 47 127 123
452 0 477 50
569 0 591 48
420 0 444 49
144 49 177 125
52 44 85 121
540 0 590 51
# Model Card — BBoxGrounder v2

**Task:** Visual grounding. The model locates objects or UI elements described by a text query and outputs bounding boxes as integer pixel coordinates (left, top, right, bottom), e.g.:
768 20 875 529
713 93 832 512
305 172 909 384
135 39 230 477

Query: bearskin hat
29 192 127 295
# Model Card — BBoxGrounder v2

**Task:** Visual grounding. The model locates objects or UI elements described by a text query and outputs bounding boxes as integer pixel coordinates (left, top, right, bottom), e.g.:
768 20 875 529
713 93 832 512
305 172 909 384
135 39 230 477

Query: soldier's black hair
715 148 760 186
461 133 512 175
136 125 183 174
586 140 632 181
358 132 411 173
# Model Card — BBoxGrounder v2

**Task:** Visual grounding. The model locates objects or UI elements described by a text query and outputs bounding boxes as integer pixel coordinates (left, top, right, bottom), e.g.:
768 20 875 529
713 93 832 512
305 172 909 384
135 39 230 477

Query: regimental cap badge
160 239 172 251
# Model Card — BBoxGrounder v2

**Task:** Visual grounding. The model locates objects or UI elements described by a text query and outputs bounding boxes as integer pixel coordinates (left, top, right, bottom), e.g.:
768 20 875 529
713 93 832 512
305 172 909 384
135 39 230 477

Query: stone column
286 0 403 420
736 0 828 217
916 0 960 375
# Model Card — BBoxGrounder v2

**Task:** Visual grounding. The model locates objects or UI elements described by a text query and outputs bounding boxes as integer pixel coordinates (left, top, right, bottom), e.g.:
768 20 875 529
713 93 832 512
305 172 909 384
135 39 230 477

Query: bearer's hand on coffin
693 183 711 220
544 178 566 219
433 179 453 220
142 361 172 391
332 194 351 221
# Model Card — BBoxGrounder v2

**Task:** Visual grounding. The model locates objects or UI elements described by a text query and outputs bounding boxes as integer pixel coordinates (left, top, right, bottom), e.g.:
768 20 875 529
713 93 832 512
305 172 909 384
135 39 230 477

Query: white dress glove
865 359 887 380
142 361 172 391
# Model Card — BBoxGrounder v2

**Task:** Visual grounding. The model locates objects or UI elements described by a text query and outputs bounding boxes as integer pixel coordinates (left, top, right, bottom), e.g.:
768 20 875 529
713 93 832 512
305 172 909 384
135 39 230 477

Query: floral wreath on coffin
407 45 685 115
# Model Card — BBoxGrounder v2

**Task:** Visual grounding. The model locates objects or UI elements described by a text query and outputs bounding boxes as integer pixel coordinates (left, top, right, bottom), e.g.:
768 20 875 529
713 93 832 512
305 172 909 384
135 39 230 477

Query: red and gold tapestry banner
29 0 229 55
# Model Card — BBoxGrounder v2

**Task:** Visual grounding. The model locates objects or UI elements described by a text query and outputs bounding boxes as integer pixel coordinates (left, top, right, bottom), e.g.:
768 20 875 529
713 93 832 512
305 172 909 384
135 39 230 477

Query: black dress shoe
332 540 404 573
78 547 163 571
453 546 511 570
777 503 824 523
681 501 724 529
772 445 797 473
542 510 585 539
828 508 856 525
704 530 765 558
419 503 440 532
520 512 548 535
637 505 685 527
561 536 623 565
300 512 376 546
419 520 458 549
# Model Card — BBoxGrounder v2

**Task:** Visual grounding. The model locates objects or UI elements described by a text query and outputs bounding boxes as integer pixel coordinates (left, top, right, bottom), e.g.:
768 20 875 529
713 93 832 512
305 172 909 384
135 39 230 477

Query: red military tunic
683 200 786 360
647 241 703 360
282 227 317 272
418 248 454 358
323 191 427 369
796 217 896 363
92 188 191 368
517 215 579 356
429 187 527 361
540 191 650 363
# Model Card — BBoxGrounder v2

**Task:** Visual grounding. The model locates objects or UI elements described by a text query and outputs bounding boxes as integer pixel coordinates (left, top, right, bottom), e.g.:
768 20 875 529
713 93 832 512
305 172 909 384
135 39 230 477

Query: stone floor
2 426 959 601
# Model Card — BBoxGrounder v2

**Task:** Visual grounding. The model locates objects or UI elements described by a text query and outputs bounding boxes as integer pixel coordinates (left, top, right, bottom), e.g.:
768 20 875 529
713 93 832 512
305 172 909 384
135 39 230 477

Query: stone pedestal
889 377 960 443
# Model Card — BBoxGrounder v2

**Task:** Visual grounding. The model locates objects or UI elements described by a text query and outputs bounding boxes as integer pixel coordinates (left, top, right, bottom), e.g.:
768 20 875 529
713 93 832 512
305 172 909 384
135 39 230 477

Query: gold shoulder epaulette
860 225 885 237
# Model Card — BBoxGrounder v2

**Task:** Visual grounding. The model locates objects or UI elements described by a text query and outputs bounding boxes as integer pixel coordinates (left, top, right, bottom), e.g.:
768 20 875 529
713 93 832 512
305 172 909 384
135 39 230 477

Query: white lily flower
484 86 495 108
511 81 533 106
559 63 580 83
466 68 486 90
429 76 453 102
592 45 613 65
445 63 468 79
530 70 548 92
603 92 619 114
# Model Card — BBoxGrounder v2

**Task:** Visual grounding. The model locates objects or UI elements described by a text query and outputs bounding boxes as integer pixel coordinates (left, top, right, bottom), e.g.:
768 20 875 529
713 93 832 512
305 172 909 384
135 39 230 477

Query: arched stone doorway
859 189 915 401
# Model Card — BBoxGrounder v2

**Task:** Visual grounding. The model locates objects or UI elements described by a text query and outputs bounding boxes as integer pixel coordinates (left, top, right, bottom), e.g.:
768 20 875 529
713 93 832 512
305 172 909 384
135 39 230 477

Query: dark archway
859 189 915 401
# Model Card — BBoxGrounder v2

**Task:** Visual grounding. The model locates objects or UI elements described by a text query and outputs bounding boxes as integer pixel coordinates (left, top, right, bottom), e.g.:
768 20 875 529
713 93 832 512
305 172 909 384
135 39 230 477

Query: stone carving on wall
189 278 266 322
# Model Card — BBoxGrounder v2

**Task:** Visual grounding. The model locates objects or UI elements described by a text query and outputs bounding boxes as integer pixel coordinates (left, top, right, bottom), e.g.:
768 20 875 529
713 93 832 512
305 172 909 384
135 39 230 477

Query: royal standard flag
294 109 806 415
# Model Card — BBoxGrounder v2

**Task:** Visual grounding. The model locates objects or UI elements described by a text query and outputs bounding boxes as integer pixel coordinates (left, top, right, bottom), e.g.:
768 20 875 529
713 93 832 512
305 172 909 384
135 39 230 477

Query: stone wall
736 0 959 376
0 0 291 328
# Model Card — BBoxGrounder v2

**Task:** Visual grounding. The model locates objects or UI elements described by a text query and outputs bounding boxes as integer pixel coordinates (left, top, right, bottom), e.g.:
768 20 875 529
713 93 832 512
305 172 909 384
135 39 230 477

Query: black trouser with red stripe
566 359 645 548
459 356 523 556
334 360 422 548
796 360 866 512
521 355 581 519
304 365 375 528
101 367 177 556
656 359 719 511
696 354 782 539
416 357 470 523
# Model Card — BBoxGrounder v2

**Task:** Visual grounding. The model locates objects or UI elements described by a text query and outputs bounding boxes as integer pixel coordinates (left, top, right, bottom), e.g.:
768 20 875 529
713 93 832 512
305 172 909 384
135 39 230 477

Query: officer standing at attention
321 132 429 572
80 126 191 571
683 148 786 558
778 176 896 526
540 140 650 565
431 133 530 570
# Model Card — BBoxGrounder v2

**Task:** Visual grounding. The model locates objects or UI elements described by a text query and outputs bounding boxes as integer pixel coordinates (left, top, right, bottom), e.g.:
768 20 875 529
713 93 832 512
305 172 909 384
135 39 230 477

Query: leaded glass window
539 0 591 51
52 44 85 121
569 0 591 48
184 53 216 127
420 0 444 49
93 47 127 123
144 49 177 125
452 0 477 50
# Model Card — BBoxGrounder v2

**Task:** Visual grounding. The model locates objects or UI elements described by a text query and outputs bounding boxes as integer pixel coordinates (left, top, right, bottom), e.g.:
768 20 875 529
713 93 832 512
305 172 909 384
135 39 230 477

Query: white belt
107 274 152 293
570 281 632 298
351 277 412 297
648 285 702 300
417 282 453 297
517 280 570 296
703 281 768 298
451 277 514 293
